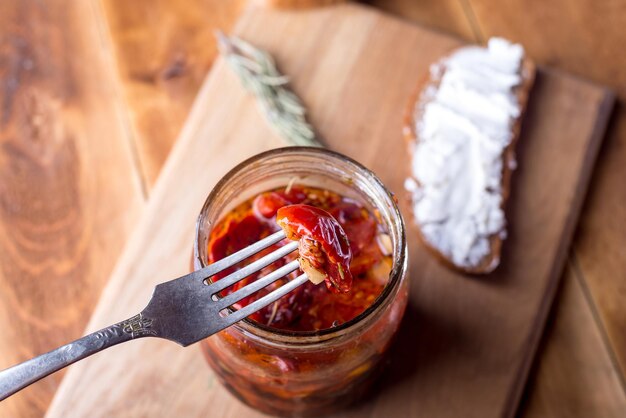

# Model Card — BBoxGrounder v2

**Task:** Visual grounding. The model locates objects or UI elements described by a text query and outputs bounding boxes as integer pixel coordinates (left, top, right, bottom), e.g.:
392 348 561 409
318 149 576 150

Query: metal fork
0 230 306 401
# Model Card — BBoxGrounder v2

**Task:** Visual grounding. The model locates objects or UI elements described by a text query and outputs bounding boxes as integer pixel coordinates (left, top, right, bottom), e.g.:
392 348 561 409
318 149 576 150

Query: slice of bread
404 38 535 274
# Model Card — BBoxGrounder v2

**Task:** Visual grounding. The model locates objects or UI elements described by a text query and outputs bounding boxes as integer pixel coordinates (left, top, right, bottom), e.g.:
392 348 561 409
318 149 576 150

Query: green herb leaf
216 31 323 147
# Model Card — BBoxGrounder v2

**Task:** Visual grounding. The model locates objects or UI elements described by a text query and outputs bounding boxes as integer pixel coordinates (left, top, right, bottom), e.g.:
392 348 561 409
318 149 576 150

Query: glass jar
193 147 409 417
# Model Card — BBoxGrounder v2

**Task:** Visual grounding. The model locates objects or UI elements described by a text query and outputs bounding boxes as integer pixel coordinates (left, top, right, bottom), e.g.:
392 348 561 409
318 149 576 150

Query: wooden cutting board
46 4 614 417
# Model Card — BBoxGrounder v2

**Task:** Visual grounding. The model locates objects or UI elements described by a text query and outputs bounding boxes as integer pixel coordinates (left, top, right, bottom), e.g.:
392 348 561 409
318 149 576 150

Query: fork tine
216 260 300 309
207 241 299 294
200 230 287 279
224 273 310 325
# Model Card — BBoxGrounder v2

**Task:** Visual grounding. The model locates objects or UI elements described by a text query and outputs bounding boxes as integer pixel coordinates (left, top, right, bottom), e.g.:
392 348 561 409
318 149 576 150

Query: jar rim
194 147 406 345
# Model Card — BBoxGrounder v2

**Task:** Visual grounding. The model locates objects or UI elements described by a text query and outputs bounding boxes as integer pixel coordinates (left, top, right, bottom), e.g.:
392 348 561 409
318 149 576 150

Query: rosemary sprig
216 31 323 147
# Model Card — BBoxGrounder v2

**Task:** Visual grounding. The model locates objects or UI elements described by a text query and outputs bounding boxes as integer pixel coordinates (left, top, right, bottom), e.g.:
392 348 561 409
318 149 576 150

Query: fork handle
0 313 151 401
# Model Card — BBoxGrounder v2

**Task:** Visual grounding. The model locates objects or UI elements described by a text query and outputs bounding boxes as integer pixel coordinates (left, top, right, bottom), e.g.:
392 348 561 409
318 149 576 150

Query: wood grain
100 0 341 189
99 0 246 187
520 263 626 417
461 0 626 389
46 4 613 417
574 108 626 378
367 0 478 41
253 0 347 8
362 1 626 413
467 0 626 99
0 0 144 416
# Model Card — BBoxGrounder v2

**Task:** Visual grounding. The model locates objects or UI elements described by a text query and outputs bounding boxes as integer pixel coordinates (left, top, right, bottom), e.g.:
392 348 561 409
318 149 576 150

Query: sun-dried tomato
329 200 377 255
276 204 353 293
206 185 390 331
253 187 307 218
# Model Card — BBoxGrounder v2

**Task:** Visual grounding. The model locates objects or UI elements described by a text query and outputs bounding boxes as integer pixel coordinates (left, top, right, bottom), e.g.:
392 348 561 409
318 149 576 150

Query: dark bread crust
404 48 536 274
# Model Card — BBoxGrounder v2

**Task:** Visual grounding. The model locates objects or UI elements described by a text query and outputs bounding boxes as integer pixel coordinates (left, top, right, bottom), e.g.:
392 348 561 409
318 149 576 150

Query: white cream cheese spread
405 37 524 269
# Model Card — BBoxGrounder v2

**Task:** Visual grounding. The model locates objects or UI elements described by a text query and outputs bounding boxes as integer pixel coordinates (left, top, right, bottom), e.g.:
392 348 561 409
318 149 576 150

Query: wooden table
0 0 624 416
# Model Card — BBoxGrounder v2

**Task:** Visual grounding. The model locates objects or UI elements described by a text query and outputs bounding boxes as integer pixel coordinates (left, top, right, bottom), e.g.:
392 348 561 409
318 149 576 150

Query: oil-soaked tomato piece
350 240 383 276
208 214 268 281
248 281 314 328
276 204 353 293
253 188 307 219
329 201 376 254
253 193 290 218
206 185 390 331
243 353 296 374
